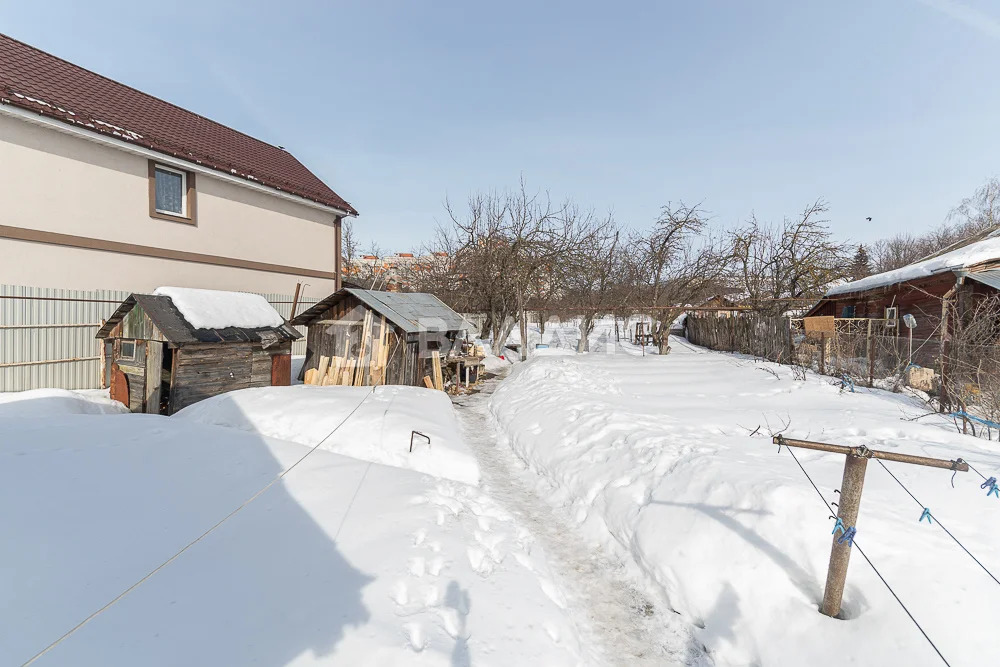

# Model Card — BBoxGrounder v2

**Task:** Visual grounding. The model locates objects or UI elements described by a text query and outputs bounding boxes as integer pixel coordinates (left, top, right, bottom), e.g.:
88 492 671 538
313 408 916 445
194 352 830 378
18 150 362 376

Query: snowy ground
489 320 1000 666
9 313 998 666
452 378 706 666
175 384 480 485
0 387 128 417
1 388 584 665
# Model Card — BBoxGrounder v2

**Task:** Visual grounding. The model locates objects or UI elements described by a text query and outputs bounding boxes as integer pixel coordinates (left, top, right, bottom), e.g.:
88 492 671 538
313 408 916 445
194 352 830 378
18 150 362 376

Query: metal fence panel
0 284 321 392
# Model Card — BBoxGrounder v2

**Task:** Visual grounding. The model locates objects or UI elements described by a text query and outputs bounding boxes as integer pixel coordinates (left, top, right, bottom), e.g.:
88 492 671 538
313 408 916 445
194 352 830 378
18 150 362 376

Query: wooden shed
291 288 471 387
805 232 1000 369
96 290 301 414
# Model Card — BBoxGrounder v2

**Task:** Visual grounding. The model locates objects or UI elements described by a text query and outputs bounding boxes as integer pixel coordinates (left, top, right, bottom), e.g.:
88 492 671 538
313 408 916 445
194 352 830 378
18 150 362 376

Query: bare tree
346 241 388 290
728 199 848 315
951 177 1000 234
431 180 600 357
630 202 727 353
342 218 360 268
872 178 1000 273
944 293 1000 433
558 211 621 351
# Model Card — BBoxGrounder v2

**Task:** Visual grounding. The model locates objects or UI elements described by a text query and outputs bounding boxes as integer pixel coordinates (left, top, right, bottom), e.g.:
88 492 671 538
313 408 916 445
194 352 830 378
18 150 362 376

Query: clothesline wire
22 385 379 666
875 458 1000 588
780 444 951 667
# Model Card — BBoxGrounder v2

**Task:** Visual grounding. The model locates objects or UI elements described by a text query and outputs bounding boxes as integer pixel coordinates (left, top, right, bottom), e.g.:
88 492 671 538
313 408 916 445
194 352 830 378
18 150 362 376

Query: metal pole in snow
909 326 913 368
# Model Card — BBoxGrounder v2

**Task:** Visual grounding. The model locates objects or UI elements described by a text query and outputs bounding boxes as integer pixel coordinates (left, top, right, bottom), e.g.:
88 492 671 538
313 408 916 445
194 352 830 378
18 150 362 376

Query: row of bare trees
373 177 1000 357
395 180 850 356
870 178 1000 273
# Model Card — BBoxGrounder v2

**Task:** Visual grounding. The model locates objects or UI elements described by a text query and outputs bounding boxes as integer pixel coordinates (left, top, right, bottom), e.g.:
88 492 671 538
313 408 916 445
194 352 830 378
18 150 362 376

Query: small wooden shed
96 291 301 414
291 288 470 387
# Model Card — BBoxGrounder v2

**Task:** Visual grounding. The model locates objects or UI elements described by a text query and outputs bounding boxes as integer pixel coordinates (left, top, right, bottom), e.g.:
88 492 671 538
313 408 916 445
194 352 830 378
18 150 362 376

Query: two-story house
0 33 357 391
0 32 356 295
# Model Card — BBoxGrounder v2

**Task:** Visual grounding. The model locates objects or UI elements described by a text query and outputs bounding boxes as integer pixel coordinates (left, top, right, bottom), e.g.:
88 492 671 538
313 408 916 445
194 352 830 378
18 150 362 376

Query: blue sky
2 0 999 250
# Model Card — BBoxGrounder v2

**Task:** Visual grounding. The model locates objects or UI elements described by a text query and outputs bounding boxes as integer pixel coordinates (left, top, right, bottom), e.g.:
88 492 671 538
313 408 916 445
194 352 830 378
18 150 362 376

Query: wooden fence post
867 319 875 388
773 436 967 619
939 286 955 412
819 332 826 375
821 453 868 617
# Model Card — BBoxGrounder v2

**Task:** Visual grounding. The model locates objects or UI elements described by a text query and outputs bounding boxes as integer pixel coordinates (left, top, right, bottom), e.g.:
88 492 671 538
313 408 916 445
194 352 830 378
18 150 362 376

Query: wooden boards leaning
431 351 444 391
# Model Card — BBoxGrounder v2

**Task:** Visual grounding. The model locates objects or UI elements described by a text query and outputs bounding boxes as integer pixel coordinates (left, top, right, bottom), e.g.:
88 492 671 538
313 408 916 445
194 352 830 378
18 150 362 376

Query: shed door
271 354 291 386
110 364 129 407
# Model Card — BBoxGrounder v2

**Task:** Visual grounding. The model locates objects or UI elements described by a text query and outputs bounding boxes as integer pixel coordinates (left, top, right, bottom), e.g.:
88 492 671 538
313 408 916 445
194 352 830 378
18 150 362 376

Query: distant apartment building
345 251 449 291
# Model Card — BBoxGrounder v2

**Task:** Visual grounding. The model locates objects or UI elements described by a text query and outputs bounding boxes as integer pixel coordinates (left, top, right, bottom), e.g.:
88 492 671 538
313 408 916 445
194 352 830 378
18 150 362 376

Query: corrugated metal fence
0 284 318 392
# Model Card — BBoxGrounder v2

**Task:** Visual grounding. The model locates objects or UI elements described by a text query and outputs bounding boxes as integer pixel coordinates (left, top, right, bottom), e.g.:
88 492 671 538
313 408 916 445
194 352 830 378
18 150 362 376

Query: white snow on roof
826 232 1000 296
153 287 284 330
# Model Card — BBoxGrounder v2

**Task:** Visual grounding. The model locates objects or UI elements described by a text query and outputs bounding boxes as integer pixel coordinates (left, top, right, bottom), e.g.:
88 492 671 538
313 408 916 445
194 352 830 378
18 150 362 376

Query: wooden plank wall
812 274 961 341
300 294 424 386
251 348 272 388
144 341 163 414
169 343 254 413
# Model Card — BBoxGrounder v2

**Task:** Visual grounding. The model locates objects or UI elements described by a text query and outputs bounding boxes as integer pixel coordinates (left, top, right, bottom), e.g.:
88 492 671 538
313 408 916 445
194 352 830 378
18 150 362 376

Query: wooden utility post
867 318 875 387
290 282 302 320
818 332 826 375
773 435 968 618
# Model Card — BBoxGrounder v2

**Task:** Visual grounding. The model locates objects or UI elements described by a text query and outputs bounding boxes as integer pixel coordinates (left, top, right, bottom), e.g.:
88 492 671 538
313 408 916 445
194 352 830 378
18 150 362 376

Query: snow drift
0 388 128 417
173 384 480 485
2 416 580 665
490 340 1000 666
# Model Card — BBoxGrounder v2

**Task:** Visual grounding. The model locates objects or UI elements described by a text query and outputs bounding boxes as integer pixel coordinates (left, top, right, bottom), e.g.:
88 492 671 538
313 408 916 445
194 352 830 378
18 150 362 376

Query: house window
148 161 196 223
841 305 856 318
120 340 136 360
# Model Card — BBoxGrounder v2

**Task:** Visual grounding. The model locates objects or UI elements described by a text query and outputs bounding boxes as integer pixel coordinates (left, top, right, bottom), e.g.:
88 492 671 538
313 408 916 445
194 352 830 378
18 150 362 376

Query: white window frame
154 163 188 217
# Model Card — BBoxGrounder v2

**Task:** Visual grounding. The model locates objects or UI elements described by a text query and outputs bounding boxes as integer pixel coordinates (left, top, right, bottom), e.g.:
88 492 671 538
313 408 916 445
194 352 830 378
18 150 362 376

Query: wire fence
687 312 1000 430
0 284 321 392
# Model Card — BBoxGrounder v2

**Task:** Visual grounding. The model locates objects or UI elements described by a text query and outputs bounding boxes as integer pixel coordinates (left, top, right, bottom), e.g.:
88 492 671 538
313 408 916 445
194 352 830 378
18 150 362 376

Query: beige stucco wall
0 238 336 294
0 112 342 293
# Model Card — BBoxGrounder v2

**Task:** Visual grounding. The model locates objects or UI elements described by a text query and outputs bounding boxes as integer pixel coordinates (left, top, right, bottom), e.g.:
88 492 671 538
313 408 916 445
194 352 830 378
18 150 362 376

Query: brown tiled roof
0 33 357 215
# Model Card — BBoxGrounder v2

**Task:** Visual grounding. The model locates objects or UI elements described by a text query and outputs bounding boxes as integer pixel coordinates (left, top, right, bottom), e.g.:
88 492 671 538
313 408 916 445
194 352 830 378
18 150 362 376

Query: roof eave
0 102 357 218
824 269 961 300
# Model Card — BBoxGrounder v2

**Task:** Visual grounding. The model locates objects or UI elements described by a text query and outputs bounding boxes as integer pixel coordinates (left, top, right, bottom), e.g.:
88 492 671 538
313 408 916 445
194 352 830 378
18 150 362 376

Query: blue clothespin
838 526 856 547
919 508 932 524
831 517 846 536
990 483 1000 499
981 476 996 490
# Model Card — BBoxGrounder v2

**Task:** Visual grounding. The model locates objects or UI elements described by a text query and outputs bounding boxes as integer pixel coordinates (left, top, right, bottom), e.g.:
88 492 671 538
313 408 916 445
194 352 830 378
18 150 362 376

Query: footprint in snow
404 622 426 652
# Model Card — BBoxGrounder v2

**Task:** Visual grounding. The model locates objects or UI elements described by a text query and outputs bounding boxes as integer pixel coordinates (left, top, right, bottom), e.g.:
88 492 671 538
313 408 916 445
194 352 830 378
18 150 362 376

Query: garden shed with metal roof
96 288 300 414
290 288 471 387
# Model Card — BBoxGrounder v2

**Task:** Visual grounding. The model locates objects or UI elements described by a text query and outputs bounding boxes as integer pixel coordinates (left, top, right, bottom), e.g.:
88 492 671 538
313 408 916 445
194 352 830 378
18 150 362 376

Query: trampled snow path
452 377 704 666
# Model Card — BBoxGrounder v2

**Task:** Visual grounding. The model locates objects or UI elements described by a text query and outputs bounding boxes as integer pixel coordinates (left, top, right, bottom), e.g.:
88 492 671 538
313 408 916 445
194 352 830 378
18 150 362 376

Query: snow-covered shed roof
95 289 300 345
291 288 471 334
0 33 357 215
826 231 1000 297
